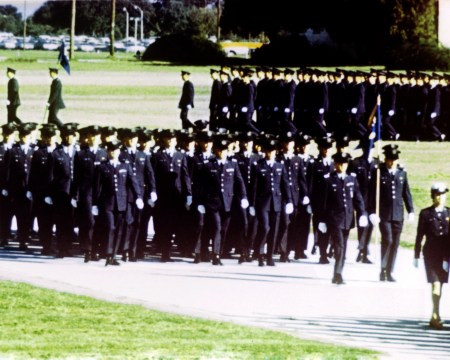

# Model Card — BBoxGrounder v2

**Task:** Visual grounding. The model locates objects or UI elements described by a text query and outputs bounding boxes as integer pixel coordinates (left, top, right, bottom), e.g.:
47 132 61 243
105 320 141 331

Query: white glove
359 215 368 227
26 191 33 201
186 104 192 110
318 222 327 233
416 111 421 116
302 196 310 205
150 192 157 203
44 196 53 205
241 107 248 113
5 100 10 106
388 110 394 116
274 107 279 112
91 205 99 216
407 213 415 222
319 108 324 114
285 202 294 215
71 198 77 208
1 189 8 197
284 108 291 113
136 198 144 210
197 205 206 214
249 206 256 217
186 195 193 207
306 204 312 214
45 102 50 108
241 198 249 209
443 261 449 272
351 107 357 114
222 106 229 113
431 112 437 119
369 213 380 226
148 198 155 207
413 258 419 268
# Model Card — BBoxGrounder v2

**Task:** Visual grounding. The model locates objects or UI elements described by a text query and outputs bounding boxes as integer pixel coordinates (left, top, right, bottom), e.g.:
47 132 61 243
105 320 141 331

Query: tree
0 5 23 35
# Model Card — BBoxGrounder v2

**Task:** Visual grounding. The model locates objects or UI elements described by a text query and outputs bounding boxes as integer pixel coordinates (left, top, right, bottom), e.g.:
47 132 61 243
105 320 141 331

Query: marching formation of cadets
197 66 450 142
0 116 421 285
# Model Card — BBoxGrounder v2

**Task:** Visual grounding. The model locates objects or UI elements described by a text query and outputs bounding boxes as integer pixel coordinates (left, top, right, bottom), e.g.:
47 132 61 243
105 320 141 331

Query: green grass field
0 49 449 247
0 281 377 359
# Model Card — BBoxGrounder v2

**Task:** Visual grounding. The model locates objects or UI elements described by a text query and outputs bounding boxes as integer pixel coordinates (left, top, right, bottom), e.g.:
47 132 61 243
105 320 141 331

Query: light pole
133 5 144 41
123 7 129 41
130 17 138 45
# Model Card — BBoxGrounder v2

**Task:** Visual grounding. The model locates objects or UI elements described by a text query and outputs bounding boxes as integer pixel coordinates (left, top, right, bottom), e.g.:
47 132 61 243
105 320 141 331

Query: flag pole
374 95 381 264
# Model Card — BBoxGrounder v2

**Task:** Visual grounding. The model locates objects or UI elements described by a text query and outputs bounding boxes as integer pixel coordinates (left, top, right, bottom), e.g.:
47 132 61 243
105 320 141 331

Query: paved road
1 240 450 359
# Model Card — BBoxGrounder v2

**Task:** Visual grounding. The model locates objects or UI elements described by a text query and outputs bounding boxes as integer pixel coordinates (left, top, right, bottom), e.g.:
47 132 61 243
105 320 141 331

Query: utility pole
133 5 144 40
110 0 116 56
130 17 138 45
22 0 27 50
123 7 129 41
70 0 76 59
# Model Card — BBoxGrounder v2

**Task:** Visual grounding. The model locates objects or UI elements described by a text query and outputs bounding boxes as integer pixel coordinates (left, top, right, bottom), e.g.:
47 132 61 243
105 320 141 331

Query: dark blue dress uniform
4 141 34 249
92 160 141 263
415 206 450 283
120 147 156 261
152 148 192 261
198 156 247 263
7 71 21 125
249 158 292 265
47 73 65 129
178 72 195 129
369 162 414 280
52 143 77 256
0 130 15 245
426 84 444 140
72 145 108 254
218 77 232 130
319 170 366 282
209 71 222 132
28 144 55 254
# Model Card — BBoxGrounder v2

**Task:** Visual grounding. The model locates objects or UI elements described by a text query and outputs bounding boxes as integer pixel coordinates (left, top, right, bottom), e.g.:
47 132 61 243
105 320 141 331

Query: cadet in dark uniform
178 71 195 129
236 69 259 134
209 69 221 132
414 183 450 330
319 152 367 284
52 123 78 258
92 141 143 266
152 129 192 262
72 125 107 261
249 137 293 266
46 68 65 129
6 67 21 125
0 123 17 246
369 144 414 281
4 123 36 250
28 124 58 255
197 138 248 265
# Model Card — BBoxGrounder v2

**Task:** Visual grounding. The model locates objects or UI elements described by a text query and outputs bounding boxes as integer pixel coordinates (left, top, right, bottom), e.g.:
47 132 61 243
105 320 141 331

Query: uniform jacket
72 146 108 202
178 80 194 110
29 145 54 199
235 151 261 190
151 149 192 199
52 145 76 196
93 161 141 212
277 153 308 207
319 172 366 230
348 156 378 208
198 157 247 212
4 143 34 196
209 79 221 110
249 159 292 212
48 77 65 110
7 77 20 107
369 163 414 221
310 156 334 214
415 206 450 259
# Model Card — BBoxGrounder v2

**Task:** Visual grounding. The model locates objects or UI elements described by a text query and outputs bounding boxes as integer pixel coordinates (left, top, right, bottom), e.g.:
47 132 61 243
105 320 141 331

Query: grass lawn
0 281 377 359
0 49 448 247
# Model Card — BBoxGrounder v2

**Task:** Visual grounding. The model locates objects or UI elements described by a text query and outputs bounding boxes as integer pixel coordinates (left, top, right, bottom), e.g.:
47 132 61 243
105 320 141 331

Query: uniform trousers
255 208 280 260
357 222 373 255
180 109 194 129
137 203 153 258
276 205 295 256
0 195 13 242
329 225 350 275
34 196 54 251
313 214 331 259
426 116 443 140
379 220 403 273
154 197 184 258
381 114 397 140
292 204 311 256
7 105 21 124
102 209 126 257
11 193 31 245
78 201 95 252
207 209 231 255
48 107 63 129
123 205 141 258
53 192 74 254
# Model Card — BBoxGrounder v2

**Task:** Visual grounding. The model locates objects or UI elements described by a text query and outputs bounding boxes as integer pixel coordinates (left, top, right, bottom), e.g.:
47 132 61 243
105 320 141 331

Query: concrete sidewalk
1 240 450 359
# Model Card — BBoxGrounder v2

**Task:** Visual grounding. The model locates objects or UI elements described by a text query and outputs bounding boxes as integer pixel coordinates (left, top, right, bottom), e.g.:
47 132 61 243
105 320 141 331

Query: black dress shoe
266 259 275 266
294 252 308 260
386 273 396 282
356 251 363 262
258 257 265 267
110 258 120 266
362 257 373 264
91 253 100 261
379 270 387 281
56 252 64 259
0 239 8 247
84 252 90 263
279 254 290 263
332 275 337 284
161 256 174 263
193 254 201 264
319 257 330 264
121 253 128 262
129 256 137 262
335 274 345 285
238 255 246 264
212 255 223 266
18 244 28 251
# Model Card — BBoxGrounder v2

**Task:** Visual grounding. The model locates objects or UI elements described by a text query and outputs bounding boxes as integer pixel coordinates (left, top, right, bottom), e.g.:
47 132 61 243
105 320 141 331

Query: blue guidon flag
58 41 70 75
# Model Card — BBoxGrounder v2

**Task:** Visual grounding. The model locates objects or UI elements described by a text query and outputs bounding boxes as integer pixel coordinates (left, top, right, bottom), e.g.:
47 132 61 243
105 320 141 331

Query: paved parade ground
1 239 450 359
